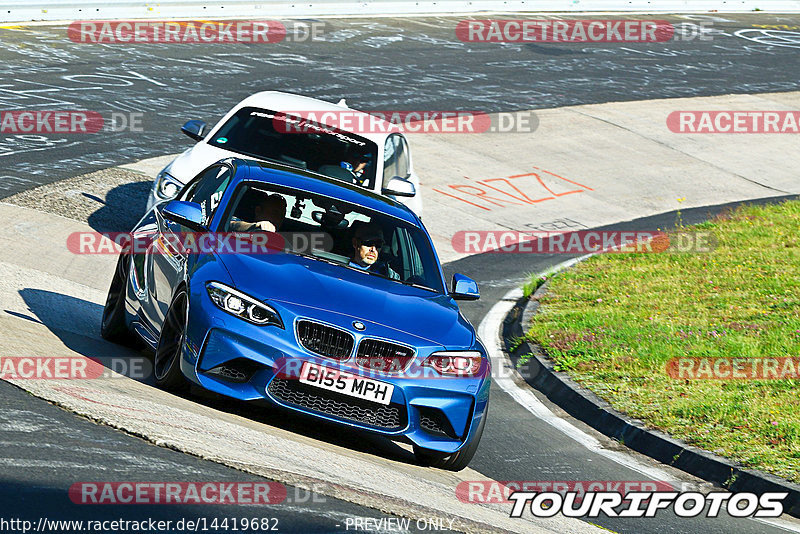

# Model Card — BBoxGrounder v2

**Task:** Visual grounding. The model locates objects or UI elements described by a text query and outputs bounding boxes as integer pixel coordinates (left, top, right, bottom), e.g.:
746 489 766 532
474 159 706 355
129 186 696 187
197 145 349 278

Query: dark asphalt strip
1 13 800 195
0 379 447 533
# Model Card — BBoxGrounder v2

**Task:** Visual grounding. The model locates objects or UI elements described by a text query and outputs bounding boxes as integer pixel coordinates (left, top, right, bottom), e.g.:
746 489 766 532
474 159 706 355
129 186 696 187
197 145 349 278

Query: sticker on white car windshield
216 137 228 144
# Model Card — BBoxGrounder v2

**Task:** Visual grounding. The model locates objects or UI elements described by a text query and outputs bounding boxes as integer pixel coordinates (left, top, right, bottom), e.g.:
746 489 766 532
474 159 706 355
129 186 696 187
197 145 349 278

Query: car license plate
299 362 394 405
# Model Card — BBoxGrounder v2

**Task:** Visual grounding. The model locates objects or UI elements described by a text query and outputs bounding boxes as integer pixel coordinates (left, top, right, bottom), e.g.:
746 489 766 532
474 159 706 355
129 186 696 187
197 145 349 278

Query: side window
391 226 425 282
408 236 423 278
180 165 232 225
382 134 411 188
389 227 407 279
401 228 424 279
395 135 410 178
382 137 396 188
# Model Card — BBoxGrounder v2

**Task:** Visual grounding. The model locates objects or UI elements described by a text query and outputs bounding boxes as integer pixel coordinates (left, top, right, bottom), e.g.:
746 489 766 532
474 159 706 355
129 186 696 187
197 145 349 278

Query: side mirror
181 120 207 141
451 273 480 301
382 177 416 198
163 200 205 231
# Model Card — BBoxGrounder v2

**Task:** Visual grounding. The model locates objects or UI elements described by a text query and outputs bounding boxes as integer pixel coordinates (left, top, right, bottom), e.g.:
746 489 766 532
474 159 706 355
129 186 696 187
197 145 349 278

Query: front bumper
181 288 490 453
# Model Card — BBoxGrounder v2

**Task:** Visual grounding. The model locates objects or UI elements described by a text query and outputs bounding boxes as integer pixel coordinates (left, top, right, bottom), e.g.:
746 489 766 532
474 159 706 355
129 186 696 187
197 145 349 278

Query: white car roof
231 91 400 146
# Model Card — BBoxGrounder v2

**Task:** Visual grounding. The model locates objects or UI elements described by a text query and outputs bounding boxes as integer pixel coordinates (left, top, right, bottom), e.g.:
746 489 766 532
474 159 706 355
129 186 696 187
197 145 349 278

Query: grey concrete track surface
2 11 800 534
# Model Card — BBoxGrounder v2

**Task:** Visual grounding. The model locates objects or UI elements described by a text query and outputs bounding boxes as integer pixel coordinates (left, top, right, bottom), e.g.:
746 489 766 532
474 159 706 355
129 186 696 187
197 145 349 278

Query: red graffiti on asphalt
432 167 593 211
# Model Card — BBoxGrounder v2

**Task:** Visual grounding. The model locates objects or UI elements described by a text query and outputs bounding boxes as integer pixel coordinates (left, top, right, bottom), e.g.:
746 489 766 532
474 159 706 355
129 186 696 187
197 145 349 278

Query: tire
414 406 487 471
100 255 138 346
154 288 190 391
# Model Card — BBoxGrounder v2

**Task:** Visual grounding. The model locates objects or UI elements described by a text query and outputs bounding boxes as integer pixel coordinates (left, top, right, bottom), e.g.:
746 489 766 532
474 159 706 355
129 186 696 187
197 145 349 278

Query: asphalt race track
0 379 442 533
1 12 800 534
2 13 800 197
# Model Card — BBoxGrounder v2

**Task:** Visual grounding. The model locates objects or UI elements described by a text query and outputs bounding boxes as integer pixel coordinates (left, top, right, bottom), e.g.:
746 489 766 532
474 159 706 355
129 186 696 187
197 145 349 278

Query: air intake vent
205 358 262 383
418 406 459 439
268 377 406 430
356 339 415 373
297 320 354 360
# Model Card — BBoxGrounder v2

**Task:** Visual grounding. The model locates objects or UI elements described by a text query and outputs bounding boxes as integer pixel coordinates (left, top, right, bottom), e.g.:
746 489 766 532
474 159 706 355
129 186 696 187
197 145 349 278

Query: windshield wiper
292 251 343 267
258 155 301 168
292 252 438 292
353 266 438 292
225 149 301 170
396 279 436 292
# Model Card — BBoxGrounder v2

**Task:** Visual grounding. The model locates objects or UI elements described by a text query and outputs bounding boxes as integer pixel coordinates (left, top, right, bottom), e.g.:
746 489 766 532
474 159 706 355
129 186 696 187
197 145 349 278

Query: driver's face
355 239 381 266
358 243 379 265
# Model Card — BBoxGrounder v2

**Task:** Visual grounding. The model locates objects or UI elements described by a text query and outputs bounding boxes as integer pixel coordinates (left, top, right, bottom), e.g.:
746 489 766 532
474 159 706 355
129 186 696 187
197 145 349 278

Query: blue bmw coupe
101 158 489 470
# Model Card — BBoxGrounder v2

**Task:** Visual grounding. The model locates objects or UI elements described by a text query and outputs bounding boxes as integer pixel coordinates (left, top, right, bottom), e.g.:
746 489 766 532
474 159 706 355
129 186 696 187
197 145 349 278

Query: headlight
422 351 484 377
206 282 283 328
155 171 183 200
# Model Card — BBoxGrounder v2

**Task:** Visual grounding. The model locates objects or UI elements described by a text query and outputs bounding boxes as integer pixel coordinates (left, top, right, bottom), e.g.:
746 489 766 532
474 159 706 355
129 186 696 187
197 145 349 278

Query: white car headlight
206 282 283 327
155 171 183 200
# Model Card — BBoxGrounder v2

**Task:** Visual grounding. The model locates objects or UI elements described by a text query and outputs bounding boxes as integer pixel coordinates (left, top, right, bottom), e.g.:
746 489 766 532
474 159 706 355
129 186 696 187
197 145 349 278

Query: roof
231 91 399 145
233 159 419 226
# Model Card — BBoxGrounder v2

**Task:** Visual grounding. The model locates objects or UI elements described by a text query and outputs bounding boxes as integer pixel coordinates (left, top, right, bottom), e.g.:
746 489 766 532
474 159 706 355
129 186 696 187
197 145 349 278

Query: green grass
523 273 548 299
524 200 800 483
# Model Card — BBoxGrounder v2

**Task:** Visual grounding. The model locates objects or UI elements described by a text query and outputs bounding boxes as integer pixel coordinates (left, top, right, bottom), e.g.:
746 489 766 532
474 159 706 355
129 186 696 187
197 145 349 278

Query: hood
217 252 474 348
167 143 238 184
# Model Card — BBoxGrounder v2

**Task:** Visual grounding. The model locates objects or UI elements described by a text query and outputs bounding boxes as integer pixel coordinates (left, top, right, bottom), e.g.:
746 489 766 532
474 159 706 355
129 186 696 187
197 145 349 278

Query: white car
146 91 422 217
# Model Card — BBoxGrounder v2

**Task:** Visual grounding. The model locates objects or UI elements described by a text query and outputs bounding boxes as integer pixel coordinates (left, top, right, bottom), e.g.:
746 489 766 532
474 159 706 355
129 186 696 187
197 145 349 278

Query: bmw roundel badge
353 321 366 331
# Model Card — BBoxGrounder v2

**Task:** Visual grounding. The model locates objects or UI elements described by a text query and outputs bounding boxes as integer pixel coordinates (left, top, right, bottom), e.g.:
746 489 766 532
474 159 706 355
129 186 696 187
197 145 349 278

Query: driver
339 150 370 185
349 222 399 280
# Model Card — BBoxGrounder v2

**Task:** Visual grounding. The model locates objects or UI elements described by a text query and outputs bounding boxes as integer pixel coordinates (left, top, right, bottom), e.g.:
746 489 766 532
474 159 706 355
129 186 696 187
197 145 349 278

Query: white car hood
165 143 240 185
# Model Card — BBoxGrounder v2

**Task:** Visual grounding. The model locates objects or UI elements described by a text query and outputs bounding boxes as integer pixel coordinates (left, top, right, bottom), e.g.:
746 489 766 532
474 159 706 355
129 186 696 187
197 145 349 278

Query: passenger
229 191 287 232
349 222 399 280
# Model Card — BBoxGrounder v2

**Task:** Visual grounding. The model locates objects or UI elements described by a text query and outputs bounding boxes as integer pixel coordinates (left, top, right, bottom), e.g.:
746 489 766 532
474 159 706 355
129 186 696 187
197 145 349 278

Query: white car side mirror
382 177 416 198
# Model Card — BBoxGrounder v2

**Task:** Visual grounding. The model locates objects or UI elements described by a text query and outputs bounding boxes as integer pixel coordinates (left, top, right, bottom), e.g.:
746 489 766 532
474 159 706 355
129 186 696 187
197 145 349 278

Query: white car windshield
208 107 379 189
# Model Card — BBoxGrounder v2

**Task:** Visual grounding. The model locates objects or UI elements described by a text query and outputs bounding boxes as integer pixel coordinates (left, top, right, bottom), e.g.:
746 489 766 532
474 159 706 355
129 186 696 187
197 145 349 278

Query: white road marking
479 285 673 482
0 458 107 470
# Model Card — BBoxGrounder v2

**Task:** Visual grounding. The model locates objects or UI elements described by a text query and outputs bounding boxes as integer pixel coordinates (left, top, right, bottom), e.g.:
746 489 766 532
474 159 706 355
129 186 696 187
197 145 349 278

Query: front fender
181 253 235 382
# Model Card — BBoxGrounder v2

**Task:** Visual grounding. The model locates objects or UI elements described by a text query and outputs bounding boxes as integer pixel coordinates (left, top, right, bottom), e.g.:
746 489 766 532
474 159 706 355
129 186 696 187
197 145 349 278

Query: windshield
221 182 444 293
208 107 379 189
